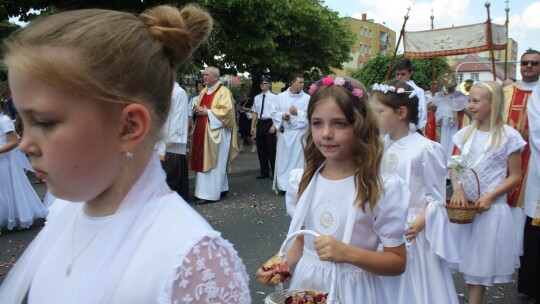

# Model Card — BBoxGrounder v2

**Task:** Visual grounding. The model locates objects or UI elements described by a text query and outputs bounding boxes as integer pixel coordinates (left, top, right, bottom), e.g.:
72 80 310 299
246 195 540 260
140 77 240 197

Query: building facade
334 14 396 76
447 38 518 82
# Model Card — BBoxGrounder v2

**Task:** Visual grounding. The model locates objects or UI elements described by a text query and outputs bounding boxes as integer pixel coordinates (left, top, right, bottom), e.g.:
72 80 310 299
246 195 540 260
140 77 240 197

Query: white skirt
0 148 47 230
290 249 388 304
455 198 520 285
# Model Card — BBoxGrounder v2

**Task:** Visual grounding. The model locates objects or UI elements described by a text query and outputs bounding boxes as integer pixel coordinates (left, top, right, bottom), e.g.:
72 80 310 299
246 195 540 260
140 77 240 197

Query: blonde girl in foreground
0 5 250 303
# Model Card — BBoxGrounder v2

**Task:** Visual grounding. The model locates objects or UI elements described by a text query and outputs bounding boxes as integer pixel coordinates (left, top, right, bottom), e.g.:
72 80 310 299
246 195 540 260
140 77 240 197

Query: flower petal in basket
265 289 339 304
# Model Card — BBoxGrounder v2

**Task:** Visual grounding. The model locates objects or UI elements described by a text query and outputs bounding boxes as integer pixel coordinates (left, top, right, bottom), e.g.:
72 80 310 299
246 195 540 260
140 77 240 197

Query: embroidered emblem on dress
314 204 339 235
383 153 399 174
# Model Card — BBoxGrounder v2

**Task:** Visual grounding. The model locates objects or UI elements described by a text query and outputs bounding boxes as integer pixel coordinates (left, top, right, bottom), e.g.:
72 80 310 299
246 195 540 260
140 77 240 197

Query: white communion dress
380 132 462 304
285 166 409 304
452 125 525 285
0 114 47 230
0 155 251 304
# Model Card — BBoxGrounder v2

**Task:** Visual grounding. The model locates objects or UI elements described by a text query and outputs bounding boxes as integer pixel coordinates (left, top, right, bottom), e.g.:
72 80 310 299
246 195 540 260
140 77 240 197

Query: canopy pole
386 7 411 80
485 1 497 81
430 8 436 83
504 0 510 80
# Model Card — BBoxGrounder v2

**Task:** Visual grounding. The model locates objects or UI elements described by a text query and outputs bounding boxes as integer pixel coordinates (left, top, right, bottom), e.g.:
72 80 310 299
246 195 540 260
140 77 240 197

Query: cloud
519 2 540 30
353 0 474 33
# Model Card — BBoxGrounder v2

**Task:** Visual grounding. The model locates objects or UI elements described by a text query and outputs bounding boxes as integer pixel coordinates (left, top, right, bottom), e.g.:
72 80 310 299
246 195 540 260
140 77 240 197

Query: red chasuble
425 111 437 141
189 86 220 172
505 86 532 207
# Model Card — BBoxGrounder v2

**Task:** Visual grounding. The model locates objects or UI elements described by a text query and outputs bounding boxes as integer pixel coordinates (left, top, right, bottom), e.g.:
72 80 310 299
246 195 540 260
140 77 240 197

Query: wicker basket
265 230 339 304
445 169 480 224
265 289 340 304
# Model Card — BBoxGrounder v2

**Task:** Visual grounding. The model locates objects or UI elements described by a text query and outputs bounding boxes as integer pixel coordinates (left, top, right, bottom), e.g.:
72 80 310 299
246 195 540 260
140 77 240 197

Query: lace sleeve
167 235 251 304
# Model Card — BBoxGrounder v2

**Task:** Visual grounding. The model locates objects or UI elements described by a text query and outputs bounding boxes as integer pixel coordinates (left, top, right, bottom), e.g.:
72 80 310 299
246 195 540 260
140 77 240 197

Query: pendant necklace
66 211 112 277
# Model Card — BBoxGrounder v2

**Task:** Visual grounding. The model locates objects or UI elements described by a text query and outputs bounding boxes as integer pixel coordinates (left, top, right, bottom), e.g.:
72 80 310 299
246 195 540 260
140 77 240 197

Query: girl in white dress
0 5 250 304
450 81 525 304
0 103 47 231
371 80 462 304
256 76 410 303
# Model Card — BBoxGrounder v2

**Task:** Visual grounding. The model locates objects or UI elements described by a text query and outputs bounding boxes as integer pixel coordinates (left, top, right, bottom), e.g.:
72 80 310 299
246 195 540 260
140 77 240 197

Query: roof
450 53 506 80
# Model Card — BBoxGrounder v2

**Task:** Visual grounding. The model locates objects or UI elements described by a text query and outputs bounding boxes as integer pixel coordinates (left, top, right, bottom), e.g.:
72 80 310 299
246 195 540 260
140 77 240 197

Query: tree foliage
352 54 450 90
0 20 20 82
0 0 355 97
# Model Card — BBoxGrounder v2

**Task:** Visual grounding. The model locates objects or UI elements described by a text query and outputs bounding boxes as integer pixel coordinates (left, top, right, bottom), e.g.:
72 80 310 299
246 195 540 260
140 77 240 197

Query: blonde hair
298 77 384 212
461 81 505 148
3 5 212 138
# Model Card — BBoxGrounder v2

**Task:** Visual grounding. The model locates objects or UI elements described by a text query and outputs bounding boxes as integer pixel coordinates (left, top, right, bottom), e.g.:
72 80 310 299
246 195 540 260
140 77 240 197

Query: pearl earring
125 151 134 159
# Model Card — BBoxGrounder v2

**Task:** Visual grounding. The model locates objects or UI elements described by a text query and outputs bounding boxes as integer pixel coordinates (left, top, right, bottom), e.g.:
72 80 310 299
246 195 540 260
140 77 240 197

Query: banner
404 22 507 58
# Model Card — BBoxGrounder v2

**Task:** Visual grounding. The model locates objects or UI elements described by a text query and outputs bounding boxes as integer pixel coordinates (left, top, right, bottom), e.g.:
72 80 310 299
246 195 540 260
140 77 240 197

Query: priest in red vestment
503 49 539 257
190 66 238 202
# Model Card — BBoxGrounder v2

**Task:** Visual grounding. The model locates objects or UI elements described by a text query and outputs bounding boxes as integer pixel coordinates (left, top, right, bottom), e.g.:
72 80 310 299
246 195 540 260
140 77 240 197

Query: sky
324 0 540 57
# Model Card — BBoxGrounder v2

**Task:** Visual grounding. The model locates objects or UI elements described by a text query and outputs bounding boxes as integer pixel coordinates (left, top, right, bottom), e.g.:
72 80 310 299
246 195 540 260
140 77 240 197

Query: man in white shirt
270 73 309 193
251 75 277 179
158 82 190 201
395 58 427 130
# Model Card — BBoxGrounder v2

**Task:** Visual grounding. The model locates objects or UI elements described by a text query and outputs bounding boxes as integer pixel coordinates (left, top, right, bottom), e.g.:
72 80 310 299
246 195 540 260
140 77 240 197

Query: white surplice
271 88 309 191
193 110 231 201
432 90 469 170
525 83 540 219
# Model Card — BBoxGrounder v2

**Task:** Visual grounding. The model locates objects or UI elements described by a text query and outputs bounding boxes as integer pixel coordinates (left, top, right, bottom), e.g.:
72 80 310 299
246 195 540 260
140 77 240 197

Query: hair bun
140 5 212 68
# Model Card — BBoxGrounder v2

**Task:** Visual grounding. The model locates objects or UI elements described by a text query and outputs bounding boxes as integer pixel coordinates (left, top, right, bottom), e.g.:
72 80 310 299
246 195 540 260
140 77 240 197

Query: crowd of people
0 3 539 303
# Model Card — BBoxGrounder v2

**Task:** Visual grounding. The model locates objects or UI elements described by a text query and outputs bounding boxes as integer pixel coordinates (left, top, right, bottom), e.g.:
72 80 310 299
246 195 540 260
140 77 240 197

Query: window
471 73 480 81
456 73 464 84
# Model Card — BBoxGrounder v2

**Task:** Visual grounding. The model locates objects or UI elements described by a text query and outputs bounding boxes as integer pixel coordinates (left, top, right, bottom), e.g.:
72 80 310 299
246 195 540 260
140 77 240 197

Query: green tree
0 0 354 97
352 54 449 90
0 20 20 82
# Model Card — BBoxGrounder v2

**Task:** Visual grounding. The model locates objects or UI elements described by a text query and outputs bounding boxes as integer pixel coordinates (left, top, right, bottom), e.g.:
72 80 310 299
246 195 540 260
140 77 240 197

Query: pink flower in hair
352 88 364 98
322 77 334 86
334 77 345 86
309 84 318 95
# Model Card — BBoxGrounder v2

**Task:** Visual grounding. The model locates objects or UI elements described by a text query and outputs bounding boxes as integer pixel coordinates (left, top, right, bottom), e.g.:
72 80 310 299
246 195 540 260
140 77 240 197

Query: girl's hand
450 188 468 207
313 235 346 263
289 106 298 116
255 266 279 286
256 255 292 286
406 218 425 243
476 194 493 214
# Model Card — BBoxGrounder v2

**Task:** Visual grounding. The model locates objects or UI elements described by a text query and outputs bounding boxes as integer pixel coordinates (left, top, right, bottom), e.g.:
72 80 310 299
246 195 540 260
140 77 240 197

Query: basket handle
277 229 338 304
470 168 480 201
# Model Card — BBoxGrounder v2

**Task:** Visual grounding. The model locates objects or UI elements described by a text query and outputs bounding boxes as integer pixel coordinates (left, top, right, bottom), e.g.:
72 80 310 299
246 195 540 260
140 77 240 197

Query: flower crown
309 77 364 99
372 83 417 99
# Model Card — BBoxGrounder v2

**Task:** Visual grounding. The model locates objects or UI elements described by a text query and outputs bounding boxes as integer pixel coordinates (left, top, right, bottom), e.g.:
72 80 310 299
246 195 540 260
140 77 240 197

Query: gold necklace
66 211 112 277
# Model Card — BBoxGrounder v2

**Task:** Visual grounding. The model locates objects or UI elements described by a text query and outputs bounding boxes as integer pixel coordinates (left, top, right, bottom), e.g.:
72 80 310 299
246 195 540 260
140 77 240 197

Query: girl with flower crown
256 76 410 303
370 79 462 304
450 81 525 304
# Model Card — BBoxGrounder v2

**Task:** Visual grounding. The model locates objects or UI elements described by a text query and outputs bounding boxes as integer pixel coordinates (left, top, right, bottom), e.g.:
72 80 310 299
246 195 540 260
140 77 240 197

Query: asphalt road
0 169 536 303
